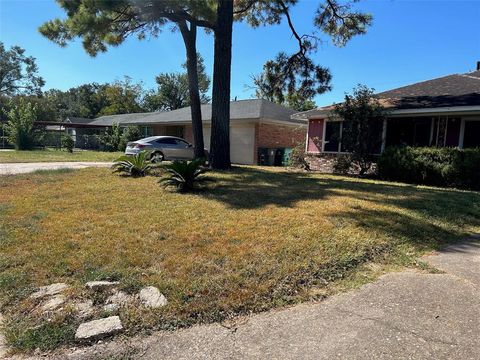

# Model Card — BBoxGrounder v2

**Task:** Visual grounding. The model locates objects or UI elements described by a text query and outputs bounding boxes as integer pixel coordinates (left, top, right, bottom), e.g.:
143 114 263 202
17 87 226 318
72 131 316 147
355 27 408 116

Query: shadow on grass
206 166 478 205
201 166 480 249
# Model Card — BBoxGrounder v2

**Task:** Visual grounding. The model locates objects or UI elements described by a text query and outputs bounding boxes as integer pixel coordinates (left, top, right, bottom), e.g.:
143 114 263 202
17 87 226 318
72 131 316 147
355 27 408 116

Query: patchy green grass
0 149 122 163
0 166 479 352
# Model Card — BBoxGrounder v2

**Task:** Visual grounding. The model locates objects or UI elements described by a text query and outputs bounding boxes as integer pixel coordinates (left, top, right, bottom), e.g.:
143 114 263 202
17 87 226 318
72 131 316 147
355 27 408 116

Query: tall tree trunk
178 21 205 159
210 0 233 170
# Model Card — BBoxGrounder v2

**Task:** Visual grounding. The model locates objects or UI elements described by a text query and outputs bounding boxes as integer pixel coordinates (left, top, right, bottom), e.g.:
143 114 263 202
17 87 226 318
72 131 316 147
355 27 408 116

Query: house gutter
292 105 480 121
388 106 480 117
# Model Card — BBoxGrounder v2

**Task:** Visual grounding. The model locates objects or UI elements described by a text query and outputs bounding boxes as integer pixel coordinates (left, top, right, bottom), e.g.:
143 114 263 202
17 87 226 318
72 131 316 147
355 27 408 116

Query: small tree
119 125 142 151
99 122 122 152
61 134 75 153
3 99 38 150
333 85 387 175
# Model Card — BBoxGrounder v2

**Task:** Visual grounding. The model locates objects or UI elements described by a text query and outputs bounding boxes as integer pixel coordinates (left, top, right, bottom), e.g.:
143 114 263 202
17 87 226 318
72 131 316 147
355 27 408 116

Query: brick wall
306 153 378 174
256 123 306 149
306 153 339 173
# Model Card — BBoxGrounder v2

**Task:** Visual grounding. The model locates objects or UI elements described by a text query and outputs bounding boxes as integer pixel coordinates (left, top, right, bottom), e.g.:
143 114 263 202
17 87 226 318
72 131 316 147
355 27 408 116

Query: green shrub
119 125 142 151
159 158 214 192
3 99 38 150
99 122 122 152
289 140 311 170
378 146 480 190
333 154 353 174
112 151 154 177
61 134 75 153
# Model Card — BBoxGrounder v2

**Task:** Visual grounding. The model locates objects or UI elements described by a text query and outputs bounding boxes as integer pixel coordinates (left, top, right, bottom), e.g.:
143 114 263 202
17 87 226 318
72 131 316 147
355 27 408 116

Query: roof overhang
295 105 480 121
388 105 480 117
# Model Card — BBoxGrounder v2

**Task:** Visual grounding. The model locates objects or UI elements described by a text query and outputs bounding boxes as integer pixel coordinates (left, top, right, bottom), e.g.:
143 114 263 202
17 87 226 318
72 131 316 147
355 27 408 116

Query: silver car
125 136 207 163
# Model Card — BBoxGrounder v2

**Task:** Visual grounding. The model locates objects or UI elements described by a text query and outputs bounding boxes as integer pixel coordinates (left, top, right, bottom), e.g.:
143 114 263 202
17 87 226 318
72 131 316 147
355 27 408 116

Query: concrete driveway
0 162 111 175
27 235 476 360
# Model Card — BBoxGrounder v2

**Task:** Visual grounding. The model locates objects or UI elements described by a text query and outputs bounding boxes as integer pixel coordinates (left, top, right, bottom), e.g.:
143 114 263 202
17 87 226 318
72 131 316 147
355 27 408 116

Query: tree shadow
204 166 479 209
199 167 480 250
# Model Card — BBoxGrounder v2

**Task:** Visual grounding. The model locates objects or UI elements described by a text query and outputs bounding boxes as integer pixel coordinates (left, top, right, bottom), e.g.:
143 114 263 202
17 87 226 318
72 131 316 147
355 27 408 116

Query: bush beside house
378 147 480 190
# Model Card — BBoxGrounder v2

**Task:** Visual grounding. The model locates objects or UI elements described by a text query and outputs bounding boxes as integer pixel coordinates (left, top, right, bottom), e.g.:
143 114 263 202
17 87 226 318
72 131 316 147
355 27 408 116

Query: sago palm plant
112 151 154 177
159 158 214 192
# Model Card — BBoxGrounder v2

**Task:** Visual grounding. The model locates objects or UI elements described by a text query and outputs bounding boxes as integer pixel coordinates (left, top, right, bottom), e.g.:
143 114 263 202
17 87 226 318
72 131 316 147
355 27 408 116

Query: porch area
306 115 480 154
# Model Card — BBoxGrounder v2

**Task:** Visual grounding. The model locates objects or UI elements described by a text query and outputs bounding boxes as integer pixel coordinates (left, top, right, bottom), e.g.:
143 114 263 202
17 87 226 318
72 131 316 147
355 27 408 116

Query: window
156 138 177 145
174 139 190 148
463 121 480 148
140 126 153 137
324 121 341 152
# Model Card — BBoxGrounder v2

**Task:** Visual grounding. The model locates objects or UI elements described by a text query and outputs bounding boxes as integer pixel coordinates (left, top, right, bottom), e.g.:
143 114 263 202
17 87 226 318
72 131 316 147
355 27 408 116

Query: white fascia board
389 106 480 117
260 118 308 127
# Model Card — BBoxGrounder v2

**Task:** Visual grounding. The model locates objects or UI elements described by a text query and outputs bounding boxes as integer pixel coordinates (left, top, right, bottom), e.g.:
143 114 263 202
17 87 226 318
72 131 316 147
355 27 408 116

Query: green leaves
159 158 214 192
0 42 45 96
112 151 154 177
39 1 216 57
315 0 372 47
3 99 39 150
250 0 372 110
333 84 387 175
144 54 210 112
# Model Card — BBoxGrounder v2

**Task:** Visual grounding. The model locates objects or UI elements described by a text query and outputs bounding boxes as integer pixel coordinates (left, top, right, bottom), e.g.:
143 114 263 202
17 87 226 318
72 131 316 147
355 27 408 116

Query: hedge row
377 146 480 190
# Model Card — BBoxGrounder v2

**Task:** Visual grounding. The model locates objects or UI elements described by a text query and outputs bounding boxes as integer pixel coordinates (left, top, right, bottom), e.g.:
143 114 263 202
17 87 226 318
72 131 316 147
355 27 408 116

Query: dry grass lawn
0 166 479 352
0 149 122 163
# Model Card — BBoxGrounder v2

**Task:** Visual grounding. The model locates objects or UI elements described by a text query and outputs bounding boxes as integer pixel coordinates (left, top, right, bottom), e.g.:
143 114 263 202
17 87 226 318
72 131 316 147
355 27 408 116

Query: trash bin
282 148 293 166
257 147 269 165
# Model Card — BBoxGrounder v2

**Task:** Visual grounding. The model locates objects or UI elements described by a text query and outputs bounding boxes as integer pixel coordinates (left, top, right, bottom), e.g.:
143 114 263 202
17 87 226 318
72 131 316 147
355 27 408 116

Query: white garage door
202 124 255 165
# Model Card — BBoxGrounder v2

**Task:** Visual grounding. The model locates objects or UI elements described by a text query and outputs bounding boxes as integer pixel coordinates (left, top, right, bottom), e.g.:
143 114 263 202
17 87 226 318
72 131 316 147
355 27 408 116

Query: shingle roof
89 99 302 126
293 70 480 120
88 112 159 126
65 117 95 124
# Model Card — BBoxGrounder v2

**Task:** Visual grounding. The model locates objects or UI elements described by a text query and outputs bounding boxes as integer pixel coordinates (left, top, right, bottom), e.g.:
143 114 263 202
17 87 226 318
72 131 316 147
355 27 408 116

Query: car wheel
151 152 164 163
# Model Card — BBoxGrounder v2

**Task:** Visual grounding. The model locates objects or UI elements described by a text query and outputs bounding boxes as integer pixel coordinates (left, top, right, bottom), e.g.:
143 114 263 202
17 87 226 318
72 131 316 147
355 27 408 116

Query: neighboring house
294 64 480 170
89 99 306 165
40 117 107 149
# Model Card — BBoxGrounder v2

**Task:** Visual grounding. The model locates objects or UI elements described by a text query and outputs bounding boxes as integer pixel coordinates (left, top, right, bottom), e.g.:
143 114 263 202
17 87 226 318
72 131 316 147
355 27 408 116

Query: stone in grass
75 316 123 341
41 294 66 311
74 300 95 319
85 281 120 291
30 283 69 299
139 286 167 309
103 303 119 312
106 291 131 306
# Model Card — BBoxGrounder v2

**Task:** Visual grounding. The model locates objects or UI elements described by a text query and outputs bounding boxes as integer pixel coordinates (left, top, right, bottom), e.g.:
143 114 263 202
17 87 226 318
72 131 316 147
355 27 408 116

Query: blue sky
1 0 479 106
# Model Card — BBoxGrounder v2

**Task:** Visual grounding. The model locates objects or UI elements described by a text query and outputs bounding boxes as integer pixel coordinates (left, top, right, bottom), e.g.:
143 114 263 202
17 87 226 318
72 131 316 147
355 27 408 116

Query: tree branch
233 0 257 15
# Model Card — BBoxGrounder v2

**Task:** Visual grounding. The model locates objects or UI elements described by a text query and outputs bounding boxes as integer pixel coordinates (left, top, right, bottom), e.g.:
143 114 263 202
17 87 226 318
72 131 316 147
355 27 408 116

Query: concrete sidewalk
31 236 477 360
0 162 111 175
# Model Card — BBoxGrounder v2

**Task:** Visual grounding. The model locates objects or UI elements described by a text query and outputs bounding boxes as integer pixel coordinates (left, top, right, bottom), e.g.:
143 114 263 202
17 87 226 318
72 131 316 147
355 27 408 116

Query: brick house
293 65 480 172
90 99 306 165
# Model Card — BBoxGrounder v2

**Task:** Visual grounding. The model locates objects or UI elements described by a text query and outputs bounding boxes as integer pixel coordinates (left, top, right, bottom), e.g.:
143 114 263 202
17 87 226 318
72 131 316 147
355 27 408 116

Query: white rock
85 281 119 291
74 300 95 318
75 316 123 341
139 286 167 308
41 295 66 311
103 303 119 312
106 291 131 306
30 283 69 299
